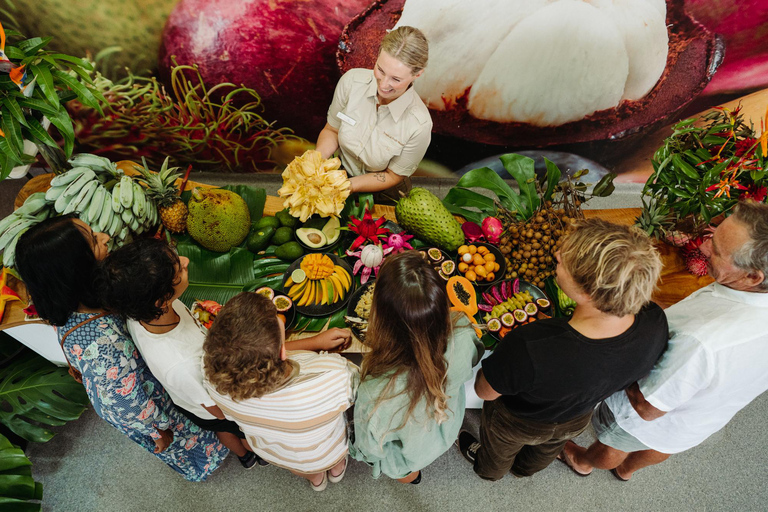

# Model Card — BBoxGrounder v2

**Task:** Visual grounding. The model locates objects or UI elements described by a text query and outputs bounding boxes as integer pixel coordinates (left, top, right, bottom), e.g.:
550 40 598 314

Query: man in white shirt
557 201 768 480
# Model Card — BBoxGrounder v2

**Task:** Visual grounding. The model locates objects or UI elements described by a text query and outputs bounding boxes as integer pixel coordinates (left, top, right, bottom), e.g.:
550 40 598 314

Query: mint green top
350 315 483 479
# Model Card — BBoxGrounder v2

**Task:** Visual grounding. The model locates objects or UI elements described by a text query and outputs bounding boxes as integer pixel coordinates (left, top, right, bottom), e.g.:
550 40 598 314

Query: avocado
296 227 327 248
255 216 281 230
321 217 341 245
275 208 299 228
274 241 304 261
301 215 328 231
272 226 295 246
246 226 276 253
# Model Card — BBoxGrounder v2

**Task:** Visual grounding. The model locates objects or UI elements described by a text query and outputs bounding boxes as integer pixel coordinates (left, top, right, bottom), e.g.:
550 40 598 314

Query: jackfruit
395 188 465 252
187 188 251 252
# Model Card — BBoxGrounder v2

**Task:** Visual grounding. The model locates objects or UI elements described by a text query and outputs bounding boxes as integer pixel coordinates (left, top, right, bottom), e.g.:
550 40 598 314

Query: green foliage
0 28 105 178
442 154 616 223
0 433 42 512
0 352 89 443
641 106 767 237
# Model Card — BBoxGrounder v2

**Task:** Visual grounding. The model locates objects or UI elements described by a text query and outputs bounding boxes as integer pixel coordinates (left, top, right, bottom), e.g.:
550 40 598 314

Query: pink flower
116 373 137 396
137 398 156 420
106 367 119 380
71 345 83 357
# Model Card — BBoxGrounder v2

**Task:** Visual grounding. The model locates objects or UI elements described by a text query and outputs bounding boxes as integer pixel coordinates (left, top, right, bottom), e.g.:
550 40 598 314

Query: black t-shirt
482 302 668 423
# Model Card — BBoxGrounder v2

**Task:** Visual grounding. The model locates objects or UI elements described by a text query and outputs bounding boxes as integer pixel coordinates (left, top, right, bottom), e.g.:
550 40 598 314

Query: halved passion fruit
513 309 528 323
441 260 456 275
273 295 293 312
337 0 723 147
255 287 275 300
524 302 538 316
536 298 551 310
487 317 502 333
438 270 451 281
427 248 443 262
500 312 515 328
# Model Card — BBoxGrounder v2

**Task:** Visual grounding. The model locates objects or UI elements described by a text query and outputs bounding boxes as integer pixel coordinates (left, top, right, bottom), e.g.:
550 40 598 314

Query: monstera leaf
0 352 89 443
0 433 42 511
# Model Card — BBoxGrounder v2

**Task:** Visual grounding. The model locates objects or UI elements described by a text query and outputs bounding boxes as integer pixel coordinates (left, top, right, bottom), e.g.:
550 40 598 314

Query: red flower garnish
347 209 390 251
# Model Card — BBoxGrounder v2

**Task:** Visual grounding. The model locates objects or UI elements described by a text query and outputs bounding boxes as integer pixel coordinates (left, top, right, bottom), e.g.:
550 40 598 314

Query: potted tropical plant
0 21 104 180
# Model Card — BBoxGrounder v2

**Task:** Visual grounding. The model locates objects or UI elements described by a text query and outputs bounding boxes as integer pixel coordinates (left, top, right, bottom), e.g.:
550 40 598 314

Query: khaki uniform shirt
327 68 432 177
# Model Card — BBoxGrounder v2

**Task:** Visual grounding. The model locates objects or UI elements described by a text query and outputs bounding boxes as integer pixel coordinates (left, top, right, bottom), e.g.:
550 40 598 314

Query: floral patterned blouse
59 312 228 481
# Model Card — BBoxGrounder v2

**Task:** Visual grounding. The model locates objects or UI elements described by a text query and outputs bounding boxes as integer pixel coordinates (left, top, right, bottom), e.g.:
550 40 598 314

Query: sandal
310 471 328 492
328 456 348 484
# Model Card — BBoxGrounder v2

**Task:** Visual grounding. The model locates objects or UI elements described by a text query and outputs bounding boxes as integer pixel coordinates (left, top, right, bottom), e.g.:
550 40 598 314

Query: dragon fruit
482 216 503 244
461 221 484 243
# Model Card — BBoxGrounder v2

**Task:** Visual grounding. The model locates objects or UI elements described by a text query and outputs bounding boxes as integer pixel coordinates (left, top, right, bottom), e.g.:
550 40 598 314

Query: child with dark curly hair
98 238 266 469
202 292 359 491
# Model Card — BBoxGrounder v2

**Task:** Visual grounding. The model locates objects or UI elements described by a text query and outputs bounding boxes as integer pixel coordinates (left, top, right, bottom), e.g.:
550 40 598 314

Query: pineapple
635 196 672 239
135 157 188 233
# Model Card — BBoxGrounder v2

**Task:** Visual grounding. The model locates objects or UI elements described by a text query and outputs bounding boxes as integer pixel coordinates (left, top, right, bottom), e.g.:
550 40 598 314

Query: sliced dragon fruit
512 278 520 295
482 291 498 306
492 285 504 304
478 302 494 312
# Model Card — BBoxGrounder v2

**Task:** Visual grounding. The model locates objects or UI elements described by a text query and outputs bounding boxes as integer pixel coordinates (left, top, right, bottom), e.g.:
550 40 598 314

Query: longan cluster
499 203 577 289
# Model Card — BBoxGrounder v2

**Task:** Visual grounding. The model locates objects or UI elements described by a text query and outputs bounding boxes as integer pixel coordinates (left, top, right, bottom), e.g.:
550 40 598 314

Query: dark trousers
474 399 593 480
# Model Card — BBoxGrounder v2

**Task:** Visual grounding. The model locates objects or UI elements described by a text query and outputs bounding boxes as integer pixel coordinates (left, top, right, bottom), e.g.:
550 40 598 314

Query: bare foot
557 441 593 476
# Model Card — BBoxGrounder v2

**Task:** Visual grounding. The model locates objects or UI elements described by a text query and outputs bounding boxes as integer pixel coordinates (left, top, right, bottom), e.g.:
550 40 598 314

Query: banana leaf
0 353 89 443
0 434 42 512
177 245 255 308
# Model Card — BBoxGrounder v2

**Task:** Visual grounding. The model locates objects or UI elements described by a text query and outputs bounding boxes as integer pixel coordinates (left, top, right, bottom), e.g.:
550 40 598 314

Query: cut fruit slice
513 309 528 323
291 268 307 284
255 287 275 300
500 312 515 328
321 217 341 245
536 298 551 309
524 302 538 316
273 295 293 312
487 318 502 332
441 260 456 275
427 248 443 262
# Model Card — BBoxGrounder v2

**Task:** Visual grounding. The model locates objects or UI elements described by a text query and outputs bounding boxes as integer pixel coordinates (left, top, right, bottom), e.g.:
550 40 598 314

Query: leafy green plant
0 433 42 512
0 351 89 443
0 22 105 178
640 105 768 238
442 153 615 224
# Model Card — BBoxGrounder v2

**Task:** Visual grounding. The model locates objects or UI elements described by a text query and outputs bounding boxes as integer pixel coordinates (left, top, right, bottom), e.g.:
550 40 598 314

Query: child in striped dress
202 292 359 491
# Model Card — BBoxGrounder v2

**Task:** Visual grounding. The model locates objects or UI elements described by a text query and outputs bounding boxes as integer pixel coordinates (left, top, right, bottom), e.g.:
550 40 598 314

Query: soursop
395 188 465 251
187 188 251 252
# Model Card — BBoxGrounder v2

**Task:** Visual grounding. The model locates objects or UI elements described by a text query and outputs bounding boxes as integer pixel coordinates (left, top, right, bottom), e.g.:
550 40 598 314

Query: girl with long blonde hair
350 251 483 484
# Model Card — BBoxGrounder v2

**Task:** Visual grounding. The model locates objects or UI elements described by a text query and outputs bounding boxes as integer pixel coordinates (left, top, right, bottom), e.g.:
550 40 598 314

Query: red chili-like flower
741 185 768 203
734 137 758 157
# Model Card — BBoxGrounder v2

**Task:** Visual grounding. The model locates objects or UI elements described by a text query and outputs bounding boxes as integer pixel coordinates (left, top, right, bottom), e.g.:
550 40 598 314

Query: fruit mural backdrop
7 0 768 178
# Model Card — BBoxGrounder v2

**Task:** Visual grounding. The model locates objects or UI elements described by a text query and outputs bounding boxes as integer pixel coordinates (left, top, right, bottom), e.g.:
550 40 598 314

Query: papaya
447 275 481 338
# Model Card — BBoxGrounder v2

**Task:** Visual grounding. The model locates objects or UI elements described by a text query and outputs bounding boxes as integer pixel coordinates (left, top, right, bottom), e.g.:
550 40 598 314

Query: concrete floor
2 171 767 512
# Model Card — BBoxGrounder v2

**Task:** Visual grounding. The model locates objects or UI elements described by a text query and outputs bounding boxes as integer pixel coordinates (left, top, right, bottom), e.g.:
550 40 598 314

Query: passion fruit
500 312 515 328
273 295 293 312
441 260 456 275
524 302 539 316
427 248 443 262
337 0 723 147
536 298 551 310
487 317 502 333
255 287 275 300
513 309 528 323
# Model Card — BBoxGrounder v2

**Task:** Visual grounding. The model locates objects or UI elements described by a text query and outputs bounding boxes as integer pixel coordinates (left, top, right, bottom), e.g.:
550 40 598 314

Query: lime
291 268 307 284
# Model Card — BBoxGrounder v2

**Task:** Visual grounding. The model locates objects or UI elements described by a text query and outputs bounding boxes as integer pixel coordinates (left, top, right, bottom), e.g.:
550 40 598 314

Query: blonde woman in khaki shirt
316 26 432 201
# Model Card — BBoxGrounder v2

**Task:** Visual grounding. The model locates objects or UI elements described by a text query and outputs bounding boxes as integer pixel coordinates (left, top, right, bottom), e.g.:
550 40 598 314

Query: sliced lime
291 268 307 284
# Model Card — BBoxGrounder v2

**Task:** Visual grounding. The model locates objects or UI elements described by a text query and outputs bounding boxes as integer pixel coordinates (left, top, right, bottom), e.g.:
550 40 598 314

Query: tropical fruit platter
3 150 615 347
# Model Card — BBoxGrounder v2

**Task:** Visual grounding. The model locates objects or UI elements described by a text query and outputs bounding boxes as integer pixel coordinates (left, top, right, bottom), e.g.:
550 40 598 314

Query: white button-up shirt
605 282 768 453
327 68 432 177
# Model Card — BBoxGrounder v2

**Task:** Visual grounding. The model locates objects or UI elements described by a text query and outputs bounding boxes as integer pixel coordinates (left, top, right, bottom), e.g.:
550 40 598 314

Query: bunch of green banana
110 175 158 242
67 153 119 177
0 192 54 268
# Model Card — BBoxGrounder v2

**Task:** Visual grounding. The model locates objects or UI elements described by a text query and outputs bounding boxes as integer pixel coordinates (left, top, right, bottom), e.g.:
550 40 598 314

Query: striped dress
204 351 359 474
